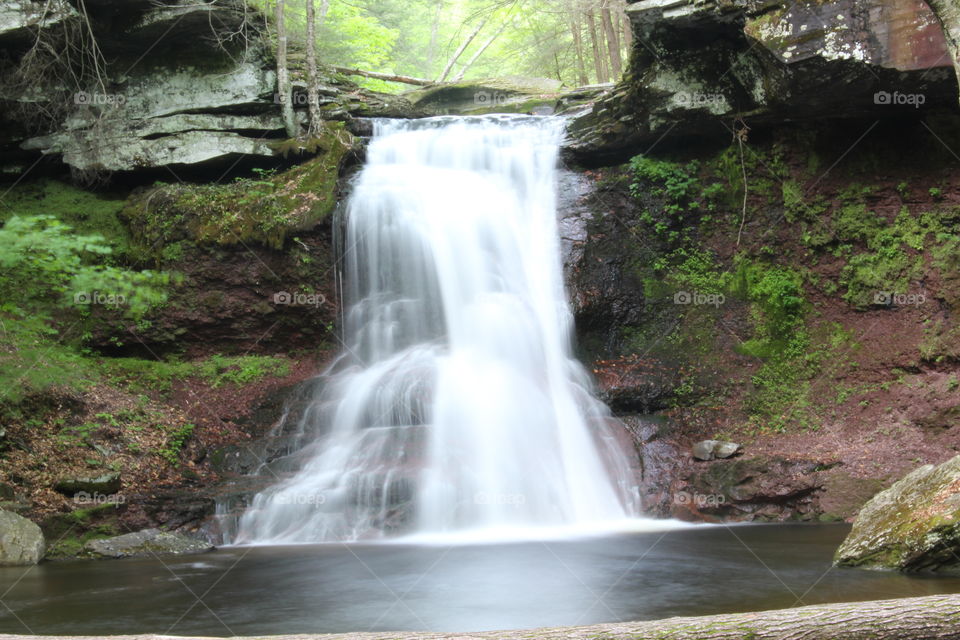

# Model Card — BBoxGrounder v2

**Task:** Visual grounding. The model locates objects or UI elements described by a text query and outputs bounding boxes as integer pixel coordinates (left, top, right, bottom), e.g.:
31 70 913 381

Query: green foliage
105 354 292 393
838 208 931 306
0 179 130 253
629 155 723 244
732 259 806 358
159 423 196 466
0 215 168 318
250 0 613 88
652 247 729 295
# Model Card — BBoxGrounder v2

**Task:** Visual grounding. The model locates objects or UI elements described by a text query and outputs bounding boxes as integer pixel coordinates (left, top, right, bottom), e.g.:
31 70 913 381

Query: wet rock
817 471 884 522
84 528 214 559
835 455 960 573
54 472 121 497
637 439 686 515
0 510 45 566
684 455 822 521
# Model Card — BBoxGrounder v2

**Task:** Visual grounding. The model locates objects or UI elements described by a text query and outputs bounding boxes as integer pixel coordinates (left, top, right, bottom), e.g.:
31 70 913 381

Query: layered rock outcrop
0 0 413 175
566 0 960 163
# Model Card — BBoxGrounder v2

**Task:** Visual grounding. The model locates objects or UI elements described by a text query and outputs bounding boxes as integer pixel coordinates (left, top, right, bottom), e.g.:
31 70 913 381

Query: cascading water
234 115 640 544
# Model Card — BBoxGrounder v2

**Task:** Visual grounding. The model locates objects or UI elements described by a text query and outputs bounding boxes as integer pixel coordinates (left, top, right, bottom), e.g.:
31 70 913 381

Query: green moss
124 122 354 254
0 179 130 254
0 315 99 407
42 503 121 559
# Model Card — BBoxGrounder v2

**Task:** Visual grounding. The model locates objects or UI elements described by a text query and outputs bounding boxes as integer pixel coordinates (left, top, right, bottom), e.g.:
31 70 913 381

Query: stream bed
2 523 960 636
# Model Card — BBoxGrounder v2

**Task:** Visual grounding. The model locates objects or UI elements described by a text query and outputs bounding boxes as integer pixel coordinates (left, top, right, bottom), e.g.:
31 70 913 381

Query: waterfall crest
235 115 639 543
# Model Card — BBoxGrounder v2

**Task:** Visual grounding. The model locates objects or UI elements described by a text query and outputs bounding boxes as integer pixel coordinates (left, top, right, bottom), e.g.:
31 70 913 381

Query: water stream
234 116 639 543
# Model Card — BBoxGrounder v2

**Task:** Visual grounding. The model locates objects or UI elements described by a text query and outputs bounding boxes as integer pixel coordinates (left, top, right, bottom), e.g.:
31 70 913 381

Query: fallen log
4 593 960 640
330 66 433 87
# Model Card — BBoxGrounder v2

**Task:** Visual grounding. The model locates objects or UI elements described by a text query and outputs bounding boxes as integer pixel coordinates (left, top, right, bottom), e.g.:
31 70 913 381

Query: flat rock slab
84 528 214 559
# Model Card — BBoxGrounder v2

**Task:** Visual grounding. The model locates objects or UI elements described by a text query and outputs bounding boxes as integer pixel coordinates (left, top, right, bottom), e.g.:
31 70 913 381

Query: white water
235 115 641 544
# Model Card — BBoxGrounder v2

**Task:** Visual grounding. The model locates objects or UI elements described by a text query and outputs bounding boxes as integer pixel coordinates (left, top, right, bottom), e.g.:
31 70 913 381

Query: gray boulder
54 472 121 496
692 440 742 461
835 455 960 573
0 510 45 566
84 528 214 559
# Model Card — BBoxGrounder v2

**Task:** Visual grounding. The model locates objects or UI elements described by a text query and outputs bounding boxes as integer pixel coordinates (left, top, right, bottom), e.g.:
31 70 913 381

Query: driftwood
330 66 433 86
3 593 960 640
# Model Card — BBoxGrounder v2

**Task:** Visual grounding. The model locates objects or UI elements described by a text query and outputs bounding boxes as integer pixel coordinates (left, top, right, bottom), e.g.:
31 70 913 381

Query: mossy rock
122 121 354 252
835 456 960 573
407 77 564 115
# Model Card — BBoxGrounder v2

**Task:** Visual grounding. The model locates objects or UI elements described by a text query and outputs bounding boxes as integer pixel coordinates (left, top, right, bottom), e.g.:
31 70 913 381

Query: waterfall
234 115 640 544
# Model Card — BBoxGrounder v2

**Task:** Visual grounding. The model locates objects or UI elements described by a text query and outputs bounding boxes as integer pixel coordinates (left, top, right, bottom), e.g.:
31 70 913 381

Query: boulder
84 528 214 559
54 472 121 497
0 510 45 566
835 455 960 573
692 440 742 461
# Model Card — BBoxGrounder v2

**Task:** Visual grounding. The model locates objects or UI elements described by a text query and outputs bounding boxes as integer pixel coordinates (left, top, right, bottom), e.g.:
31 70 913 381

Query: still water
2 524 959 635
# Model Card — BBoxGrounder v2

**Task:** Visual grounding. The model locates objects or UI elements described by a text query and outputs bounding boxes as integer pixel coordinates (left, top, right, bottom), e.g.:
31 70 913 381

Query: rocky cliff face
0 0 414 177
566 0 959 163
558 0 960 525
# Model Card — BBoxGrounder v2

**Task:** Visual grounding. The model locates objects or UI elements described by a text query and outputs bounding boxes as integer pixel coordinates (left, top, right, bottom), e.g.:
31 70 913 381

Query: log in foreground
3 593 960 640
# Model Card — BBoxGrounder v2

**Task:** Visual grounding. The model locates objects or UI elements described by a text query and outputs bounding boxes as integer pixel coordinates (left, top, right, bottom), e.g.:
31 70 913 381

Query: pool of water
2 523 959 636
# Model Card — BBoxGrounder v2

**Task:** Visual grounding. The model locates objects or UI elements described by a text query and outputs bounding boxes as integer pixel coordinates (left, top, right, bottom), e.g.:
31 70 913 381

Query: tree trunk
275 0 297 138
15 594 960 640
318 0 329 26
586 8 607 83
618 0 633 52
569 2 589 86
601 0 622 78
427 0 443 73
305 0 322 137
437 20 486 83
926 0 960 104
452 23 507 82
332 67 432 86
